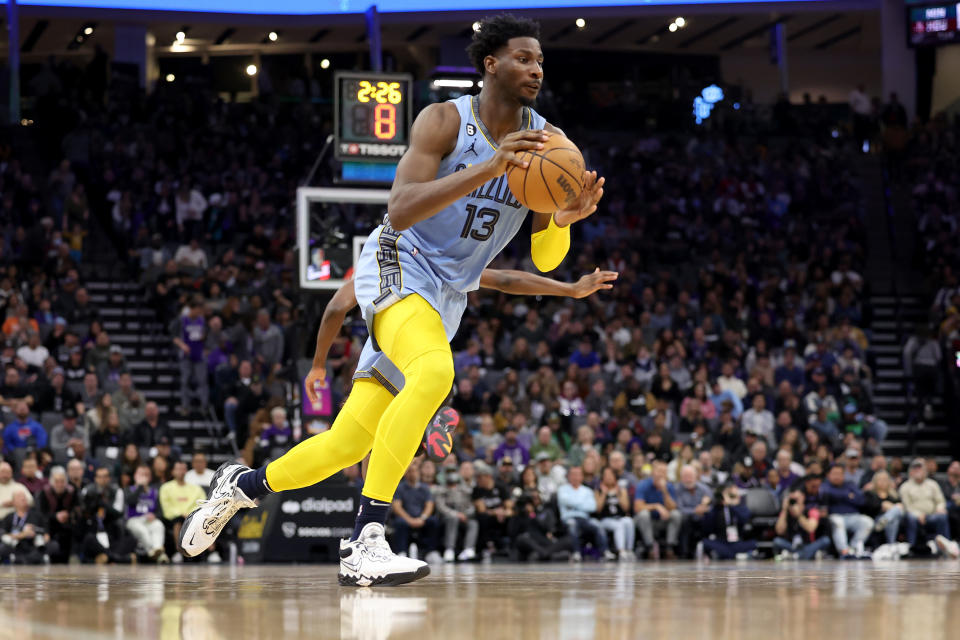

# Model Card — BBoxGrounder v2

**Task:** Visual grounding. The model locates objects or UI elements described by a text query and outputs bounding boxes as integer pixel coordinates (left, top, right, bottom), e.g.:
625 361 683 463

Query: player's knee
409 351 454 403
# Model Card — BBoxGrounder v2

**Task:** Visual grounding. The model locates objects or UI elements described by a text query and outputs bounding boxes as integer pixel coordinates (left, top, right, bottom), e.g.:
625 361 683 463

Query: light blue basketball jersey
353 94 546 364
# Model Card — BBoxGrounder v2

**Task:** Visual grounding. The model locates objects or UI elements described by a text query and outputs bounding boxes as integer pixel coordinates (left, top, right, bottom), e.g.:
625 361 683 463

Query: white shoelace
362 531 395 563
196 495 237 533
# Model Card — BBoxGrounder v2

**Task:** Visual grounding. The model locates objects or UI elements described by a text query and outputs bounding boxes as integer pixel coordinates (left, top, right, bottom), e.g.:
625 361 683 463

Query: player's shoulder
411 101 461 153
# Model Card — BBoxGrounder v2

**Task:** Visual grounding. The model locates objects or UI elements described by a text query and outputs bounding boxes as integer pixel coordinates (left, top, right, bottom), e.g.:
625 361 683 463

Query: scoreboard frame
334 71 414 163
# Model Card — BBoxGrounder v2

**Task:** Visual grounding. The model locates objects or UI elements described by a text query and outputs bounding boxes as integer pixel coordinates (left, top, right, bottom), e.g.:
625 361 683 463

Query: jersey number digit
460 205 500 242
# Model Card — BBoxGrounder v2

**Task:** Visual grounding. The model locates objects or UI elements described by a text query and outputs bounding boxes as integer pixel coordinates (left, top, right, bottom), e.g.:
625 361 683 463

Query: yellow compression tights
265 293 454 502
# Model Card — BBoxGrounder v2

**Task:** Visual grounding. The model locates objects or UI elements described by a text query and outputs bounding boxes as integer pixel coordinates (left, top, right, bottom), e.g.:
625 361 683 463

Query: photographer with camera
773 487 831 559
77 479 137 564
508 490 575 562
698 483 756 560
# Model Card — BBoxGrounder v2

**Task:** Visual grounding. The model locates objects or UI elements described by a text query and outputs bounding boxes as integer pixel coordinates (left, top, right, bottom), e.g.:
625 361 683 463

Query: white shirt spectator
185 468 215 489
717 374 747 399
175 189 208 227
849 87 871 116
741 407 776 448
174 243 208 269
17 343 50 369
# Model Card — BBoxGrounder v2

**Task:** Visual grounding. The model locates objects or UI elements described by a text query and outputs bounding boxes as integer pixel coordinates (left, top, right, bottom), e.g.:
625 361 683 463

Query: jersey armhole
439 100 465 163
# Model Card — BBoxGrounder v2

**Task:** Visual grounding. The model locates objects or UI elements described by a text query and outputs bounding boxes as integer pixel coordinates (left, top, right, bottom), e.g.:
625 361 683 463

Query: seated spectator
863 470 905 546
900 458 959 557
472 462 512 559
675 465 712 558
65 458 86 494
774 344 806 392
0 461 34 520
185 451 214 490
709 379 743 419
567 425 597 468
392 464 441 563
0 488 49 564
159 460 206 562
77 476 136 564
773 449 802 494
16 332 49 370
131 401 172 448
84 394 113 435
35 367 80 416
36 466 76 563
940 461 960 540
91 409 125 458
173 238 208 270
595 466 635 560
843 447 865 485
633 460 682 558
666 443 696 482
123 465 168 562
434 471 478 562
252 309 285 376
111 372 145 432
259 406 293 455
558 466 614 561
508 491 575 561
3 400 48 453
820 463 873 558
773 489 831 560
78 372 101 411
530 426 564 462
741 394 775 449
82 466 125 514
48 407 85 464
98 345 129 393
534 452 565 502
16 456 47 496
492 425 529 468
699 483 756 560
115 443 143 489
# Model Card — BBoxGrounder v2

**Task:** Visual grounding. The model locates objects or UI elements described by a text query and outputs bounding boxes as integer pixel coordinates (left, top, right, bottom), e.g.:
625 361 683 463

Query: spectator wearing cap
434 471 478 562
634 459 682 559
16 332 49 370
0 462 33 519
471 462 512 559
35 366 79 416
3 400 47 454
534 451 565 501
98 345 128 393
492 425 529 468
900 458 957 557
496 457 518 490
820 463 873 557
842 448 865 486
111 372 144 432
171 297 209 415
130 401 172 449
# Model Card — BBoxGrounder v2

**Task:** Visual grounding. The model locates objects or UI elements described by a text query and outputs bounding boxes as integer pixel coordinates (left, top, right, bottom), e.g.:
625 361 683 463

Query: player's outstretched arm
479 267 617 299
388 103 548 231
304 281 358 405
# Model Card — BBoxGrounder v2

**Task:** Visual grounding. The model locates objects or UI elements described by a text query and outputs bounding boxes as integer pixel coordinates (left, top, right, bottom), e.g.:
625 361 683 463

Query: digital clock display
335 72 412 162
909 3 960 46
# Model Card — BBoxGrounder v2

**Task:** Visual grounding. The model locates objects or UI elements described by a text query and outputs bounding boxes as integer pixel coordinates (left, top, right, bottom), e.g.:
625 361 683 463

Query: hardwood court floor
1 561 959 640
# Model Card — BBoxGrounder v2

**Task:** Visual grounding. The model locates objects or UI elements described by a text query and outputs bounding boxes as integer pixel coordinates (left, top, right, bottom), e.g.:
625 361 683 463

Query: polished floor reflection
1 561 959 640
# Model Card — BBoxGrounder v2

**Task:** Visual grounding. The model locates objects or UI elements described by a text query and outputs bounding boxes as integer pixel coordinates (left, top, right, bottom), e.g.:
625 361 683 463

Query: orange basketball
506 132 585 213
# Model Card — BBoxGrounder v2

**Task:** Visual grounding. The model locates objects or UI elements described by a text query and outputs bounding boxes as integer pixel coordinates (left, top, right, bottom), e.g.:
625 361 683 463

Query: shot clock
334 72 413 162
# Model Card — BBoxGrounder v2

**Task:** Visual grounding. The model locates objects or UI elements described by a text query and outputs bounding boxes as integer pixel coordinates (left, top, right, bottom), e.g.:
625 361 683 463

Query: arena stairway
86 280 233 464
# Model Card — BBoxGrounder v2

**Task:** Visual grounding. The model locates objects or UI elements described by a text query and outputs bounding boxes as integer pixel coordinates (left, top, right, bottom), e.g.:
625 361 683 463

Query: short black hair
466 14 541 75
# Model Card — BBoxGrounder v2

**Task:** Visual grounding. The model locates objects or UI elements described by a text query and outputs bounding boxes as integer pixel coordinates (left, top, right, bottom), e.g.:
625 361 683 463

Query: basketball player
180 14 604 586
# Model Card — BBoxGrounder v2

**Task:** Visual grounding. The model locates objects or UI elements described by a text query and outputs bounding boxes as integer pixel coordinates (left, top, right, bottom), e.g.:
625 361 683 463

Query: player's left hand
554 171 604 227
305 365 327 406
572 268 618 298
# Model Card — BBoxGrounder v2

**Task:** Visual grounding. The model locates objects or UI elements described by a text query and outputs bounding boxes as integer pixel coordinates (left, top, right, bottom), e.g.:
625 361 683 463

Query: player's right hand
305 365 327 406
484 129 549 176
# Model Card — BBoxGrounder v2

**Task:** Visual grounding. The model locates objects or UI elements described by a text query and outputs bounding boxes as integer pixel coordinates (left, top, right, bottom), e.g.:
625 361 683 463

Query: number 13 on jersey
460 205 500 242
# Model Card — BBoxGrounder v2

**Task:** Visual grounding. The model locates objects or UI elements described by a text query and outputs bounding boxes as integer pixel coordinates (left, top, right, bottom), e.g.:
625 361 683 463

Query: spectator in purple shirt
171 297 208 416
569 338 600 370
774 345 805 392
123 465 168 562
492 425 530 468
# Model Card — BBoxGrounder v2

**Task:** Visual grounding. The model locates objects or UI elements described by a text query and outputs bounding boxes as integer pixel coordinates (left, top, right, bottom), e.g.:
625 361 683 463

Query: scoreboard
909 3 960 46
334 72 413 162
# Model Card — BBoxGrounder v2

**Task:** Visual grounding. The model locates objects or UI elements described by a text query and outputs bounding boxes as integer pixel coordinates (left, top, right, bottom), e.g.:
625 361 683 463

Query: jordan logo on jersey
464 140 478 157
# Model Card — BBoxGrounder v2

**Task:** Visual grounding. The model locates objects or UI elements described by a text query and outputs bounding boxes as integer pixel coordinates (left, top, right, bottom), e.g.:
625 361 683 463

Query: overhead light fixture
472 21 481 32
320 58 331 69
668 23 678 33
675 17 686 27
166 73 175 82
268 31 278 42
575 18 586 29
431 78 475 88
176 31 186 43
246 64 258 76
75 35 83 43
83 26 94 35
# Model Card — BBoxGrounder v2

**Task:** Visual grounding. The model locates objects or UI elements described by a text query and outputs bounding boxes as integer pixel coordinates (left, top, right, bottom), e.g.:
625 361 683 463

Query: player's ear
483 55 497 76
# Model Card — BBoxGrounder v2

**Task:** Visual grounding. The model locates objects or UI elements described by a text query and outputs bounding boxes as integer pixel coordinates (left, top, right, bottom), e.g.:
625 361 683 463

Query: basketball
506 132 586 212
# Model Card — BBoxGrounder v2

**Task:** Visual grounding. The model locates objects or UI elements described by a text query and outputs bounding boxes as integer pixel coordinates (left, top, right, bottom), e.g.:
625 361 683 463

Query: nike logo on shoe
370 500 391 507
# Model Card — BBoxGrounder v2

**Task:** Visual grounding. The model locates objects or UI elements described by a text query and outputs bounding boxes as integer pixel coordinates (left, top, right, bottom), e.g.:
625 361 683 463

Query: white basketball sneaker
179 463 257 557
338 523 430 587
